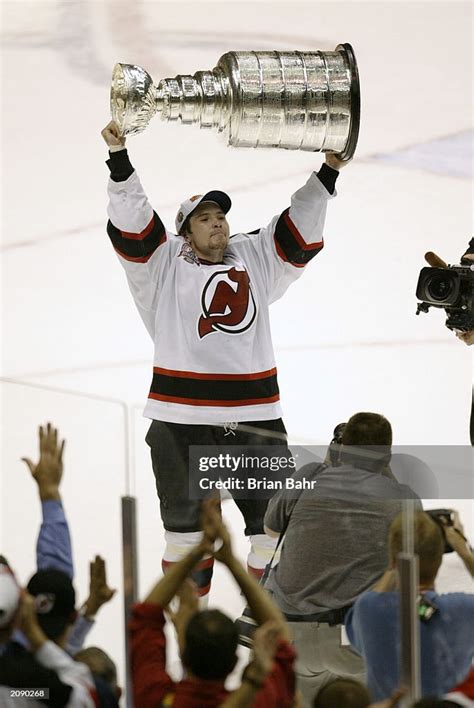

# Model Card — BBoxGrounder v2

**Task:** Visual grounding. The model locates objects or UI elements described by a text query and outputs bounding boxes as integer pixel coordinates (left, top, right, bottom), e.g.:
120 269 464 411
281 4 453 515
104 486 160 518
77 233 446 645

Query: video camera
416 261 474 332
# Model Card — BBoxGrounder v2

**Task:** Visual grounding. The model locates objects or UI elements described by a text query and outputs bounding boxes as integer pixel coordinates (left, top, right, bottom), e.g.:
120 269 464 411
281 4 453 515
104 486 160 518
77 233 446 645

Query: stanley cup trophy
110 44 360 160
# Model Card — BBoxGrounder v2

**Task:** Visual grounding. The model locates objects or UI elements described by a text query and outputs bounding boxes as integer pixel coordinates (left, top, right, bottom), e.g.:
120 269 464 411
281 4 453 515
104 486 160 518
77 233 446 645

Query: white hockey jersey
107 169 334 424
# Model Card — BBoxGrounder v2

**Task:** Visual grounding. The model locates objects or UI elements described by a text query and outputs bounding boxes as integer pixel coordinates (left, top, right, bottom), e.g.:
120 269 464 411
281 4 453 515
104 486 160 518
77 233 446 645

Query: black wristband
106 148 134 182
316 162 339 195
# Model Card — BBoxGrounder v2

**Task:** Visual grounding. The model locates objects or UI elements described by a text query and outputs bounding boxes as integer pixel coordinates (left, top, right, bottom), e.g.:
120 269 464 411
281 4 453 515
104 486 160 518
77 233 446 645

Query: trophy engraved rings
110 44 360 159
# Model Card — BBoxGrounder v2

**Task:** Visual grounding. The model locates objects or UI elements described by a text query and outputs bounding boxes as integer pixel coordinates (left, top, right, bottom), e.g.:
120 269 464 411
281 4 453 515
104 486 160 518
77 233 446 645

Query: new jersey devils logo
198 267 257 338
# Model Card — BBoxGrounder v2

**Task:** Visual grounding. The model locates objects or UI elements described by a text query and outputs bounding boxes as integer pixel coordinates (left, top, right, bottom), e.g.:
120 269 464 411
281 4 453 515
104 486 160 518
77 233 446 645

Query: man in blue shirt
345 510 474 701
21 423 116 654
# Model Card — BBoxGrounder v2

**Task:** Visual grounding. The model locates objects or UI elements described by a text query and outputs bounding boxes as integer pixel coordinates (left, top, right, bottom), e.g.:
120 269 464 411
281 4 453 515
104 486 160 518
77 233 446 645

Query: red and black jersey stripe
107 211 166 263
274 208 324 267
149 367 280 407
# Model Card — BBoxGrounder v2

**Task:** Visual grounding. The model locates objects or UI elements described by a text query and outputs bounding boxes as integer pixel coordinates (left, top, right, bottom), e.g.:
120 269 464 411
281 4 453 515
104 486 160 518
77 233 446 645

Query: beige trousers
289 621 366 708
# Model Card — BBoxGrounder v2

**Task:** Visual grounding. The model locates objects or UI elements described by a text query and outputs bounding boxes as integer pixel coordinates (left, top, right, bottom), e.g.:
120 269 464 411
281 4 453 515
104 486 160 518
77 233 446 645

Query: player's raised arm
101 120 167 265
233 152 351 303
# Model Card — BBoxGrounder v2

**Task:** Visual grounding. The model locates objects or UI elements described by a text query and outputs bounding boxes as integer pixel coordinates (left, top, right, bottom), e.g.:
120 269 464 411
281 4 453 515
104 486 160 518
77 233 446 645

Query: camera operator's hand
424 251 448 269
455 330 474 345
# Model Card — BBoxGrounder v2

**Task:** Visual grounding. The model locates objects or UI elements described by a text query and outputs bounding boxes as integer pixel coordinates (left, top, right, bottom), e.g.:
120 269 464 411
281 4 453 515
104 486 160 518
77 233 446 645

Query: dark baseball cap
175 190 232 233
27 569 76 639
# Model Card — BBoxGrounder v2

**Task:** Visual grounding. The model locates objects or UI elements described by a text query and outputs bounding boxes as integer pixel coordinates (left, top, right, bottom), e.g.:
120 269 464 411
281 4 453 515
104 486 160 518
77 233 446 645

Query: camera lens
426 273 454 302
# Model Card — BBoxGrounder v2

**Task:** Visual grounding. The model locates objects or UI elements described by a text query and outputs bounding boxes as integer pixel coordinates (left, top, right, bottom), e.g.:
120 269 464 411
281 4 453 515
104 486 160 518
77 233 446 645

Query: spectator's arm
65 614 94 657
167 579 199 656
82 555 116 618
220 623 295 708
143 541 211 608
66 555 116 655
203 501 291 642
22 423 74 577
129 603 174 708
37 501 73 577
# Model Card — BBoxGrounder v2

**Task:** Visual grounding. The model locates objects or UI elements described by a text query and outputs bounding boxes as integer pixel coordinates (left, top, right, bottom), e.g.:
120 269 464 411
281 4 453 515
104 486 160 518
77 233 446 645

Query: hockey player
101 120 349 598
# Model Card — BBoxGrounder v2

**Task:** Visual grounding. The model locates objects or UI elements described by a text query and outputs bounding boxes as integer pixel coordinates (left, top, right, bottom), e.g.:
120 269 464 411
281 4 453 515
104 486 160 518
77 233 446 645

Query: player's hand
101 121 126 148
22 423 65 501
325 152 351 170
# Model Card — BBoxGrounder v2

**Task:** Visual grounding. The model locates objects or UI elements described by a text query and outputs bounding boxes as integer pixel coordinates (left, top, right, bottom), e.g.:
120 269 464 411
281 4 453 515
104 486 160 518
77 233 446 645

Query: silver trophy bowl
110 44 360 159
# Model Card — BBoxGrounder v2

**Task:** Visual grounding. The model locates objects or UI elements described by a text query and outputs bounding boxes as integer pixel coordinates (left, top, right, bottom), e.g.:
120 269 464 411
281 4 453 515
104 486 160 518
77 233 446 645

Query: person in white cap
0 558 20 635
101 120 349 598
0 558 95 707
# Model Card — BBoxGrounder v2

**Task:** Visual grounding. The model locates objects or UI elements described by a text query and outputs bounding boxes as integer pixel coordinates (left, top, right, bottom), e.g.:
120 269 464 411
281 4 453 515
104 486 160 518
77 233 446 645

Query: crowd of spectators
1 418 473 707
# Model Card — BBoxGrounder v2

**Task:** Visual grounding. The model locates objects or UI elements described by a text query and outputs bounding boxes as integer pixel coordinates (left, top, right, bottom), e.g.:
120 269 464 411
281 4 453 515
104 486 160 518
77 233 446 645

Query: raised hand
83 556 116 618
22 423 65 501
101 120 126 148
325 152 351 171
201 499 233 565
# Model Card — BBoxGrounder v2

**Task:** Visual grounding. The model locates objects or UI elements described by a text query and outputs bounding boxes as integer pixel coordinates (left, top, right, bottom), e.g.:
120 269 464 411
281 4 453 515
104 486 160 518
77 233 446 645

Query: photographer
439 510 474 579
345 511 474 702
263 412 421 707
420 240 474 443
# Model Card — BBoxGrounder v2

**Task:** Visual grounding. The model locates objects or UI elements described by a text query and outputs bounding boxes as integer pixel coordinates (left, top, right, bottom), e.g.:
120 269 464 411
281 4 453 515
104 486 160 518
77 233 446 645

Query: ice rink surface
1 0 473 689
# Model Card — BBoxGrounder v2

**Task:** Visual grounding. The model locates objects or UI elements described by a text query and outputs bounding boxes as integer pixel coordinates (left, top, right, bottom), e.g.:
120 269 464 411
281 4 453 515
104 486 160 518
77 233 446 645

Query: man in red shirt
129 500 296 707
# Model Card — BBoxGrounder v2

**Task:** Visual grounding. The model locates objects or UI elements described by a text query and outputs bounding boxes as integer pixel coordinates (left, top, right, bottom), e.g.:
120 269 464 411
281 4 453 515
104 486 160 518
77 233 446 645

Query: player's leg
145 420 215 599
220 418 290 578
232 495 280 579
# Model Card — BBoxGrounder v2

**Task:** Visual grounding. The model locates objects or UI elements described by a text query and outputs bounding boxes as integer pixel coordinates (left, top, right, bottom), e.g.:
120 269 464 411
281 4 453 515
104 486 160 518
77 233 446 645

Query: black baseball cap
27 569 76 639
175 190 232 233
